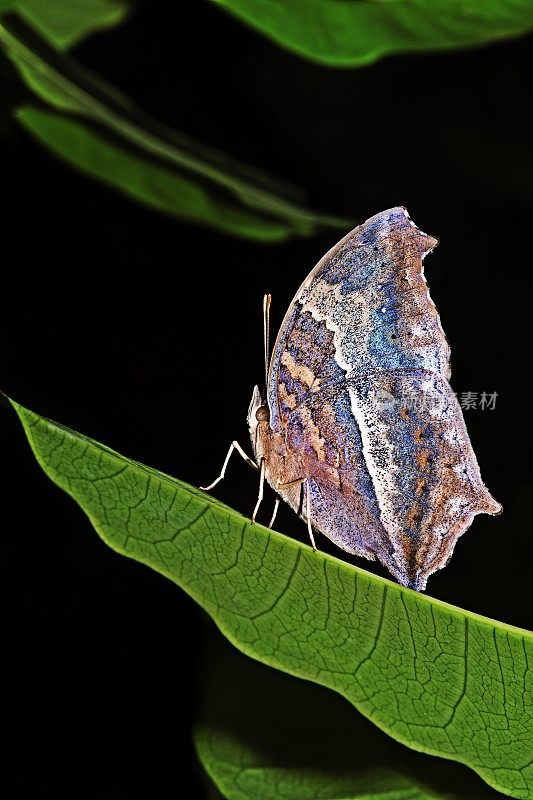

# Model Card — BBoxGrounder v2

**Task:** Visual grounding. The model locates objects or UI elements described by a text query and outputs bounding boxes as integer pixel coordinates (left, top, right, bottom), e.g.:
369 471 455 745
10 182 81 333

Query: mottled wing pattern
283 382 386 563
268 207 500 590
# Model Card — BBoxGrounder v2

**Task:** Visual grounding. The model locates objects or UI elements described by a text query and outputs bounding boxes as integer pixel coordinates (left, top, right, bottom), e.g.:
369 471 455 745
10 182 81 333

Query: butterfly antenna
263 293 271 392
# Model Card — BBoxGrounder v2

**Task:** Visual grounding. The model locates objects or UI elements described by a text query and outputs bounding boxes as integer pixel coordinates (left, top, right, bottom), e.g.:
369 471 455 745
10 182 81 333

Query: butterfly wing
281 381 386 563
268 207 500 590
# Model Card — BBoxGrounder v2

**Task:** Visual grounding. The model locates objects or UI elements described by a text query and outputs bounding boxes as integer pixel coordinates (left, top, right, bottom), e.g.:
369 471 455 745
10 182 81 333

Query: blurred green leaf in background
5 0 130 49
2 1 533 240
209 0 533 67
0 4 351 241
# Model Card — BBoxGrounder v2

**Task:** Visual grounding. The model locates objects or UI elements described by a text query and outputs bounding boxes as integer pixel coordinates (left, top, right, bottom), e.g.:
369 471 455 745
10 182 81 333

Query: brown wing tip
479 493 503 516
399 206 439 254
422 234 439 254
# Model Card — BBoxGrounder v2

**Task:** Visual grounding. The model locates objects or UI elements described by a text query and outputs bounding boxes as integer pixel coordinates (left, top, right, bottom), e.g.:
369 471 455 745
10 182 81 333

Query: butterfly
202 207 501 591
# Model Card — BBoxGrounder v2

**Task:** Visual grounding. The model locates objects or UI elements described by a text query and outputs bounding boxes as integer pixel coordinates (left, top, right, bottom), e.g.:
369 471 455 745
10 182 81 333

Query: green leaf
0 15 351 241
16 0 129 49
15 106 309 242
209 0 533 67
8 398 533 799
195 624 506 800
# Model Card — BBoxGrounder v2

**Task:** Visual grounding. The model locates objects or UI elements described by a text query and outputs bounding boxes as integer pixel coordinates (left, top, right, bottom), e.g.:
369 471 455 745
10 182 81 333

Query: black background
1 2 532 798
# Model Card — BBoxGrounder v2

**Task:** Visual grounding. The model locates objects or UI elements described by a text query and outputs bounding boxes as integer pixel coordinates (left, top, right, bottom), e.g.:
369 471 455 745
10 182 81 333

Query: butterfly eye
255 405 270 423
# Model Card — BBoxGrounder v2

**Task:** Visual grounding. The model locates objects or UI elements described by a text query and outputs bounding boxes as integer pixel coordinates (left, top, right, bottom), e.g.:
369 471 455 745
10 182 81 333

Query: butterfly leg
200 441 258 491
268 498 280 529
277 477 316 551
252 458 266 523
305 480 317 552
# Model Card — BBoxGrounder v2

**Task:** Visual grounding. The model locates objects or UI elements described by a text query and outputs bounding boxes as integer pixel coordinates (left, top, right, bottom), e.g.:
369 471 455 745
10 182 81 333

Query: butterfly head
247 385 271 461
